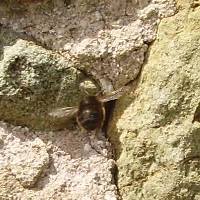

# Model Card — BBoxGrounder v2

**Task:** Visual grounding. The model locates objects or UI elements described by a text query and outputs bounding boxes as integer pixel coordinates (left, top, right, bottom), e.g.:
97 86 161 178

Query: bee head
79 96 99 106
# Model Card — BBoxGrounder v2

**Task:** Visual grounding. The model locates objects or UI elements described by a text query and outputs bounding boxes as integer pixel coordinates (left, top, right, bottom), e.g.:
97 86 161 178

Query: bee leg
82 132 104 156
87 129 112 158
78 128 98 153
80 129 111 157
95 128 106 140
76 123 103 155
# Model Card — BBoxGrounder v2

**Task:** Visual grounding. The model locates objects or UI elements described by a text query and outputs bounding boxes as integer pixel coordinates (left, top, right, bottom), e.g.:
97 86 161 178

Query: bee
49 85 130 133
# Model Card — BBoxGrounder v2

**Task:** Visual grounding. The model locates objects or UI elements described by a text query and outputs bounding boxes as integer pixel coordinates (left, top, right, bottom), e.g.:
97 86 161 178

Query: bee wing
97 85 130 103
49 106 78 118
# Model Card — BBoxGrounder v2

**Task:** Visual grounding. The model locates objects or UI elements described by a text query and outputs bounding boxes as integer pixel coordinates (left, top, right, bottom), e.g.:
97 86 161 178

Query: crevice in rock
110 163 123 200
192 102 200 123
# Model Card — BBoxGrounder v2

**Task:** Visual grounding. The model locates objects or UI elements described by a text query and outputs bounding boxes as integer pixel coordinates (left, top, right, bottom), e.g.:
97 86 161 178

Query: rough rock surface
108 0 200 199
0 0 179 199
0 0 176 88
0 38 97 130
0 121 117 200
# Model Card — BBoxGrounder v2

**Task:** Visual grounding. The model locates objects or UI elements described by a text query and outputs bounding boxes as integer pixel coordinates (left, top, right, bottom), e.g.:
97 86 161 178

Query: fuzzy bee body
77 96 105 131
49 85 130 132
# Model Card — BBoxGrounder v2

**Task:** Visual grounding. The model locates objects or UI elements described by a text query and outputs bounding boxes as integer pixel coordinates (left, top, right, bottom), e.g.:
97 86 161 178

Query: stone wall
3 0 200 200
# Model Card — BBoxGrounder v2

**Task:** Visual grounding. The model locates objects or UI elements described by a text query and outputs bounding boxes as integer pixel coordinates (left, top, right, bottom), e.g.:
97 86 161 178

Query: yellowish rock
109 1 200 199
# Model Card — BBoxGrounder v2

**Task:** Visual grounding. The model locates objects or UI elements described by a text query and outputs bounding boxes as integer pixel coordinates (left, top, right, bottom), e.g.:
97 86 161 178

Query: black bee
49 85 130 132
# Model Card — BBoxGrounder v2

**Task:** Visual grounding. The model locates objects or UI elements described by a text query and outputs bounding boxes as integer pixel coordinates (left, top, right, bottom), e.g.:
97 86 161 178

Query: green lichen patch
0 39 98 130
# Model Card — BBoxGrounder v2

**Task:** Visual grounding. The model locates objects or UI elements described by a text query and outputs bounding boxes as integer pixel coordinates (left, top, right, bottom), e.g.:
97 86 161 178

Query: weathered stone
0 121 118 199
5 137 49 187
0 168 24 199
0 39 96 130
0 0 182 199
0 0 176 88
108 1 200 199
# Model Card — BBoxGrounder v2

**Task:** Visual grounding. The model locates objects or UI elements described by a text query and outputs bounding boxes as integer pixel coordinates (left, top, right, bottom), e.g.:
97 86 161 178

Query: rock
0 38 97 130
108 1 200 199
0 0 176 88
0 122 49 188
0 168 24 199
0 121 118 199
0 0 181 199
6 138 49 188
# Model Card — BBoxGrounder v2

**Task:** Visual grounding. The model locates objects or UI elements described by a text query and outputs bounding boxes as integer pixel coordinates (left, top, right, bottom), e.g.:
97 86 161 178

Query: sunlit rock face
108 1 200 199
0 0 176 89
0 0 178 199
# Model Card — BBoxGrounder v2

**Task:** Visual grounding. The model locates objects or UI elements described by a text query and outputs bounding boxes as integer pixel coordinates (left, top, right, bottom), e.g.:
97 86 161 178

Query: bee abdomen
77 96 105 132
77 109 102 131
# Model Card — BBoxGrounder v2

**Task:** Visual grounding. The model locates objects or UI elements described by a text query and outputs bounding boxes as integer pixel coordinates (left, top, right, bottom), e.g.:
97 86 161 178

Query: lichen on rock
0 0 176 89
0 38 98 130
